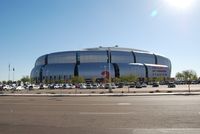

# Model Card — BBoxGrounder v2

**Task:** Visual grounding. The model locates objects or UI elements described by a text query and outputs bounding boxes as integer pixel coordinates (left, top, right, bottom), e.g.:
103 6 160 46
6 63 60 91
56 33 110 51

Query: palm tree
176 70 198 81
175 72 184 81
182 70 197 81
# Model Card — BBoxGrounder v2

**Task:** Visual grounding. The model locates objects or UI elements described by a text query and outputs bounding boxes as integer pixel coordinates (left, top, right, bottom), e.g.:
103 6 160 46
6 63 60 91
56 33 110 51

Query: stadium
31 46 171 83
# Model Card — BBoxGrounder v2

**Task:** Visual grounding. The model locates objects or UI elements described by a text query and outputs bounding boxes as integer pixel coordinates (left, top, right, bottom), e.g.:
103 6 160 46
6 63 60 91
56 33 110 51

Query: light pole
8 64 10 81
188 78 191 93
104 65 107 83
13 68 15 82
108 47 112 93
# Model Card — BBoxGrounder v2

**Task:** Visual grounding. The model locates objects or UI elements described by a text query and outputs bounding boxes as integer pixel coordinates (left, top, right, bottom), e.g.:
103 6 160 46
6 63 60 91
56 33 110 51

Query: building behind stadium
31 46 171 83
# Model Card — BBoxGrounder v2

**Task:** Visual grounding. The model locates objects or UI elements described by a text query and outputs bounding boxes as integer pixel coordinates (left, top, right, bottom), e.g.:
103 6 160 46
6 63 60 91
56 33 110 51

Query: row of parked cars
0 83 116 90
0 81 177 91
0 84 28 91
47 83 148 89
47 83 118 89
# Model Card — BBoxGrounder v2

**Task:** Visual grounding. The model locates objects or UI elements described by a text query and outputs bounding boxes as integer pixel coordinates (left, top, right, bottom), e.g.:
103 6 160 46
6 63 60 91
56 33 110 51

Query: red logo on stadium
101 71 110 79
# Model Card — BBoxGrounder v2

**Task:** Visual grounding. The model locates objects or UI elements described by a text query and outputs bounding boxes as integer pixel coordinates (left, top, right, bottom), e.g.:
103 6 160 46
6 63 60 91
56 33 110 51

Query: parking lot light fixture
108 47 112 93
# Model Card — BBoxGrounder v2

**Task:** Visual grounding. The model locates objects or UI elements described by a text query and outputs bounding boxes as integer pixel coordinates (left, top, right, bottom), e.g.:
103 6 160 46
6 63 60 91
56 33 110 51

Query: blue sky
0 0 200 81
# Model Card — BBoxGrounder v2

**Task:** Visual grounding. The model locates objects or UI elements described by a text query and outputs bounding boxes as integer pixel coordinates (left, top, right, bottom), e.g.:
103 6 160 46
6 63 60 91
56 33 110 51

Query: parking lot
1 84 200 95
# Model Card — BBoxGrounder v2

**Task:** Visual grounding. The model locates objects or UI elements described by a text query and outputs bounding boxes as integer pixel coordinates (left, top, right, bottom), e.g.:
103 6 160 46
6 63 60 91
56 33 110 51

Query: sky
0 0 200 81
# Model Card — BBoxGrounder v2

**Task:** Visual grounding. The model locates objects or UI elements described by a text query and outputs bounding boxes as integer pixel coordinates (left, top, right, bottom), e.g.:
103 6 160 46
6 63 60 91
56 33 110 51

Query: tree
20 76 31 83
71 76 85 84
154 77 165 82
120 74 138 83
91 77 97 83
2 81 6 85
112 77 120 83
176 70 198 81
7 80 12 85
183 70 198 81
175 72 184 81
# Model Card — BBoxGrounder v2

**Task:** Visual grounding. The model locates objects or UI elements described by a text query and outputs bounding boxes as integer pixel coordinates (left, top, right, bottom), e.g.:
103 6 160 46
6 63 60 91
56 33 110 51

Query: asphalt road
0 96 200 134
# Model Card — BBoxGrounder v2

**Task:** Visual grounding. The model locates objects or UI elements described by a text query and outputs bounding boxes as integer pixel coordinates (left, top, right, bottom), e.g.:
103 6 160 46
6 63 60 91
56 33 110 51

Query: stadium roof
84 46 149 53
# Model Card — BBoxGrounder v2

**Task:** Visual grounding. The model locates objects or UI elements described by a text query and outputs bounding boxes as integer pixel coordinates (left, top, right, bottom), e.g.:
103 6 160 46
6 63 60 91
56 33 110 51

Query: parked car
75 84 81 88
92 84 99 89
135 83 142 88
168 82 176 88
28 85 33 90
128 83 135 88
54 84 60 89
32 85 40 90
39 84 44 89
105 83 116 89
69 84 76 89
86 83 93 89
63 84 71 89
117 83 124 88
141 83 147 88
16 86 25 91
80 84 87 89
49 84 55 89
3 85 13 90
152 82 159 87
0 85 3 90
99 84 105 89
43 84 48 89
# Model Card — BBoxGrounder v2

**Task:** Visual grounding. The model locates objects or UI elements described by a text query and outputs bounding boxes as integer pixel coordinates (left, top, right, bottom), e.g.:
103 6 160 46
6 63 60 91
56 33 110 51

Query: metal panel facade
119 63 146 77
111 51 134 63
79 63 115 79
79 51 107 63
134 52 155 64
35 55 46 66
156 55 171 69
48 52 76 64
146 64 170 78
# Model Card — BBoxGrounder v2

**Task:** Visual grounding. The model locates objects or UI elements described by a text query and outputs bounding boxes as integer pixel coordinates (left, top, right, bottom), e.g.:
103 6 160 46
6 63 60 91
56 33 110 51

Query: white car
63 84 71 89
16 86 25 91
33 85 40 90
43 85 48 89
69 84 75 89
80 84 87 89
54 84 60 89
3 85 13 90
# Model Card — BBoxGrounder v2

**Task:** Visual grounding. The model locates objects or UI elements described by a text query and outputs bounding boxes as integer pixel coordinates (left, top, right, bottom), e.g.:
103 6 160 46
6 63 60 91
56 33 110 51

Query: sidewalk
1 92 200 97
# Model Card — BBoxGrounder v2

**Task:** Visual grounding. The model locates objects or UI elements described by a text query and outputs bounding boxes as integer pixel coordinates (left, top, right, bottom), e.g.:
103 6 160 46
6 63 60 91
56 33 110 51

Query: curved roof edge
129 63 168 68
84 46 149 53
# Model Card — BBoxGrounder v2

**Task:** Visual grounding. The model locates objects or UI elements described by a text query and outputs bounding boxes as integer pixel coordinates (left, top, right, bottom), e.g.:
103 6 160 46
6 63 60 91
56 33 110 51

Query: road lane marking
79 112 134 115
0 103 132 106
117 103 131 106
131 128 200 133
109 128 200 133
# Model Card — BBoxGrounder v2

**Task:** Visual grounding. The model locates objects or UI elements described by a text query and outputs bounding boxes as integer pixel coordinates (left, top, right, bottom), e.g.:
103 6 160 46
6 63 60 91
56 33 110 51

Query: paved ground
0 95 200 134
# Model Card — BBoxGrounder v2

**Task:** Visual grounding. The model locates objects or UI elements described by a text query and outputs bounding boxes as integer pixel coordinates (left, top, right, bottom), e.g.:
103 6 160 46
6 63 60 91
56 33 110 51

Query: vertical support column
153 54 158 64
132 51 136 63
74 51 80 76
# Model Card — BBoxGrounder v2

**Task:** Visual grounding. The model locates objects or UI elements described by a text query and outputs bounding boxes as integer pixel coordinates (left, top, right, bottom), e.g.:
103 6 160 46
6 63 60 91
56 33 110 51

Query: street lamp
12 67 15 82
187 78 191 93
103 65 107 83
108 47 112 93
